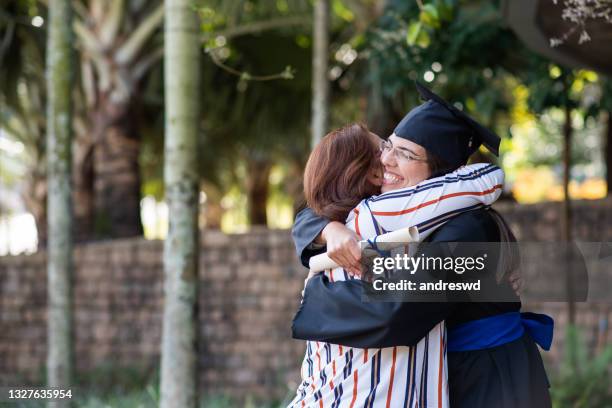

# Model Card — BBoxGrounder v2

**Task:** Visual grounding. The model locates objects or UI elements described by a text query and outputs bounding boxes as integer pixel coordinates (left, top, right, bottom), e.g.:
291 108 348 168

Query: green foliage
406 21 430 48
76 387 159 408
74 362 157 395
357 0 519 134
0 0 47 146
518 59 584 114
3 0 610 229
508 109 596 169
199 30 311 188
12 367 287 408
551 325 612 408
354 0 610 187
332 0 354 22
598 78 612 112
15 363 160 408
198 0 311 46
419 4 441 29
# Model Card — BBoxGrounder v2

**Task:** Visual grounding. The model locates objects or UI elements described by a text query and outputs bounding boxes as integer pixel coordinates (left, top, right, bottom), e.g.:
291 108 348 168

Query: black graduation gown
291 207 552 408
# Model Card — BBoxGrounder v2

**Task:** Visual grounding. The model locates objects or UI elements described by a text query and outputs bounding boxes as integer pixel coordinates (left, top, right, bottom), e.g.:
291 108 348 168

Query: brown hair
304 123 381 222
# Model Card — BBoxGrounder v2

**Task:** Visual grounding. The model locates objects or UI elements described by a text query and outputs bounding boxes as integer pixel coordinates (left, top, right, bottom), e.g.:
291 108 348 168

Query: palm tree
159 0 201 406
45 0 74 405
1 1 165 242
72 0 163 238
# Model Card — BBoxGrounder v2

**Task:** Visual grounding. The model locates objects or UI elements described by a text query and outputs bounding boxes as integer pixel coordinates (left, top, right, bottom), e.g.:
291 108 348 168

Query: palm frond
198 0 312 40
115 2 163 65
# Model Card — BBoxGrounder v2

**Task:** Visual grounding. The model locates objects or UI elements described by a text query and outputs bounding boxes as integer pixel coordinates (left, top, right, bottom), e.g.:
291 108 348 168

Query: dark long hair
488 208 521 284
303 123 381 222
425 150 454 179
425 151 520 283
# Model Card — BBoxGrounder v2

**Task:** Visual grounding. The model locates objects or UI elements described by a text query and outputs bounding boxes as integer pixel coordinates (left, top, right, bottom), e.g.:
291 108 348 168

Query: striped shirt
288 163 504 408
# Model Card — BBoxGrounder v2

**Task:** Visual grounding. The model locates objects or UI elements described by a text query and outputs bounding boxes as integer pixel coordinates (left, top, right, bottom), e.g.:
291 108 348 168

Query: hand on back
321 221 362 276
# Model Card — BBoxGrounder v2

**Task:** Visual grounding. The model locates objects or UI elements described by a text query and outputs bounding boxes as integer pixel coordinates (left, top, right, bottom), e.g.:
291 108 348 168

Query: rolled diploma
308 226 420 272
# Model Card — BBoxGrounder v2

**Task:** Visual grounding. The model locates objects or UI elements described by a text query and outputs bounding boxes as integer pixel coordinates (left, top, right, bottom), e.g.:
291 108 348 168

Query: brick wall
0 229 305 400
494 197 612 242
1 198 611 400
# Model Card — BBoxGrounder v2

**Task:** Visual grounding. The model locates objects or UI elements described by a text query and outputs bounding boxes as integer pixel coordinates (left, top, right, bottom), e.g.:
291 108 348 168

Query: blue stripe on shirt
369 164 498 203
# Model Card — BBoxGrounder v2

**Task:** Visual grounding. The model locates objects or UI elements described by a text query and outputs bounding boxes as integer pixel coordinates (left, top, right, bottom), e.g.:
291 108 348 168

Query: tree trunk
606 111 612 195
562 99 575 327
72 131 94 242
365 61 399 138
201 183 224 229
311 0 330 149
92 106 143 238
287 156 307 215
46 0 74 406
159 1 201 407
71 1 164 241
203 200 223 229
246 157 271 226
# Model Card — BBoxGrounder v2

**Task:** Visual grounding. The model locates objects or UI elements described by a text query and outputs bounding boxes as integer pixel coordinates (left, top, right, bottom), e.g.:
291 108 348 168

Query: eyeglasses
379 139 428 163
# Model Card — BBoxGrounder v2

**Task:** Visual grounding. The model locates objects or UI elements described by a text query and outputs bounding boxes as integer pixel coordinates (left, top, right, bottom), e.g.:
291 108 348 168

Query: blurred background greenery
1 0 611 255
1 1 612 406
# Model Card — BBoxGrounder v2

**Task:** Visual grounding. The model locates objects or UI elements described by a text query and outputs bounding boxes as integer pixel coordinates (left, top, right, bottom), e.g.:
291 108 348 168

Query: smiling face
380 134 431 192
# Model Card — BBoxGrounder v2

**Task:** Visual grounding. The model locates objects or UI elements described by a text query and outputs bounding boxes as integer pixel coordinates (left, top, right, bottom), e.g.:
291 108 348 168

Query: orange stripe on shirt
385 347 397 408
371 185 503 216
353 208 361 238
349 370 359 408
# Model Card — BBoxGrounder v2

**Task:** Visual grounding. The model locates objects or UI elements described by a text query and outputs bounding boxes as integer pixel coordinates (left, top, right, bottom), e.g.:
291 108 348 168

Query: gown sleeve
292 207 330 268
291 208 500 348
360 163 504 240
291 235 455 348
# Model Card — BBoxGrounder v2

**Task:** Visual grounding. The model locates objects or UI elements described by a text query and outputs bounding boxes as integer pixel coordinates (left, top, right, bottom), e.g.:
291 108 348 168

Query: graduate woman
291 83 553 408
287 115 508 405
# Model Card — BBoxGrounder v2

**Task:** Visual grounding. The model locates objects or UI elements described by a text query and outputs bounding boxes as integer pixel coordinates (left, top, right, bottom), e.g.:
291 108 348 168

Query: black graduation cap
393 82 501 169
